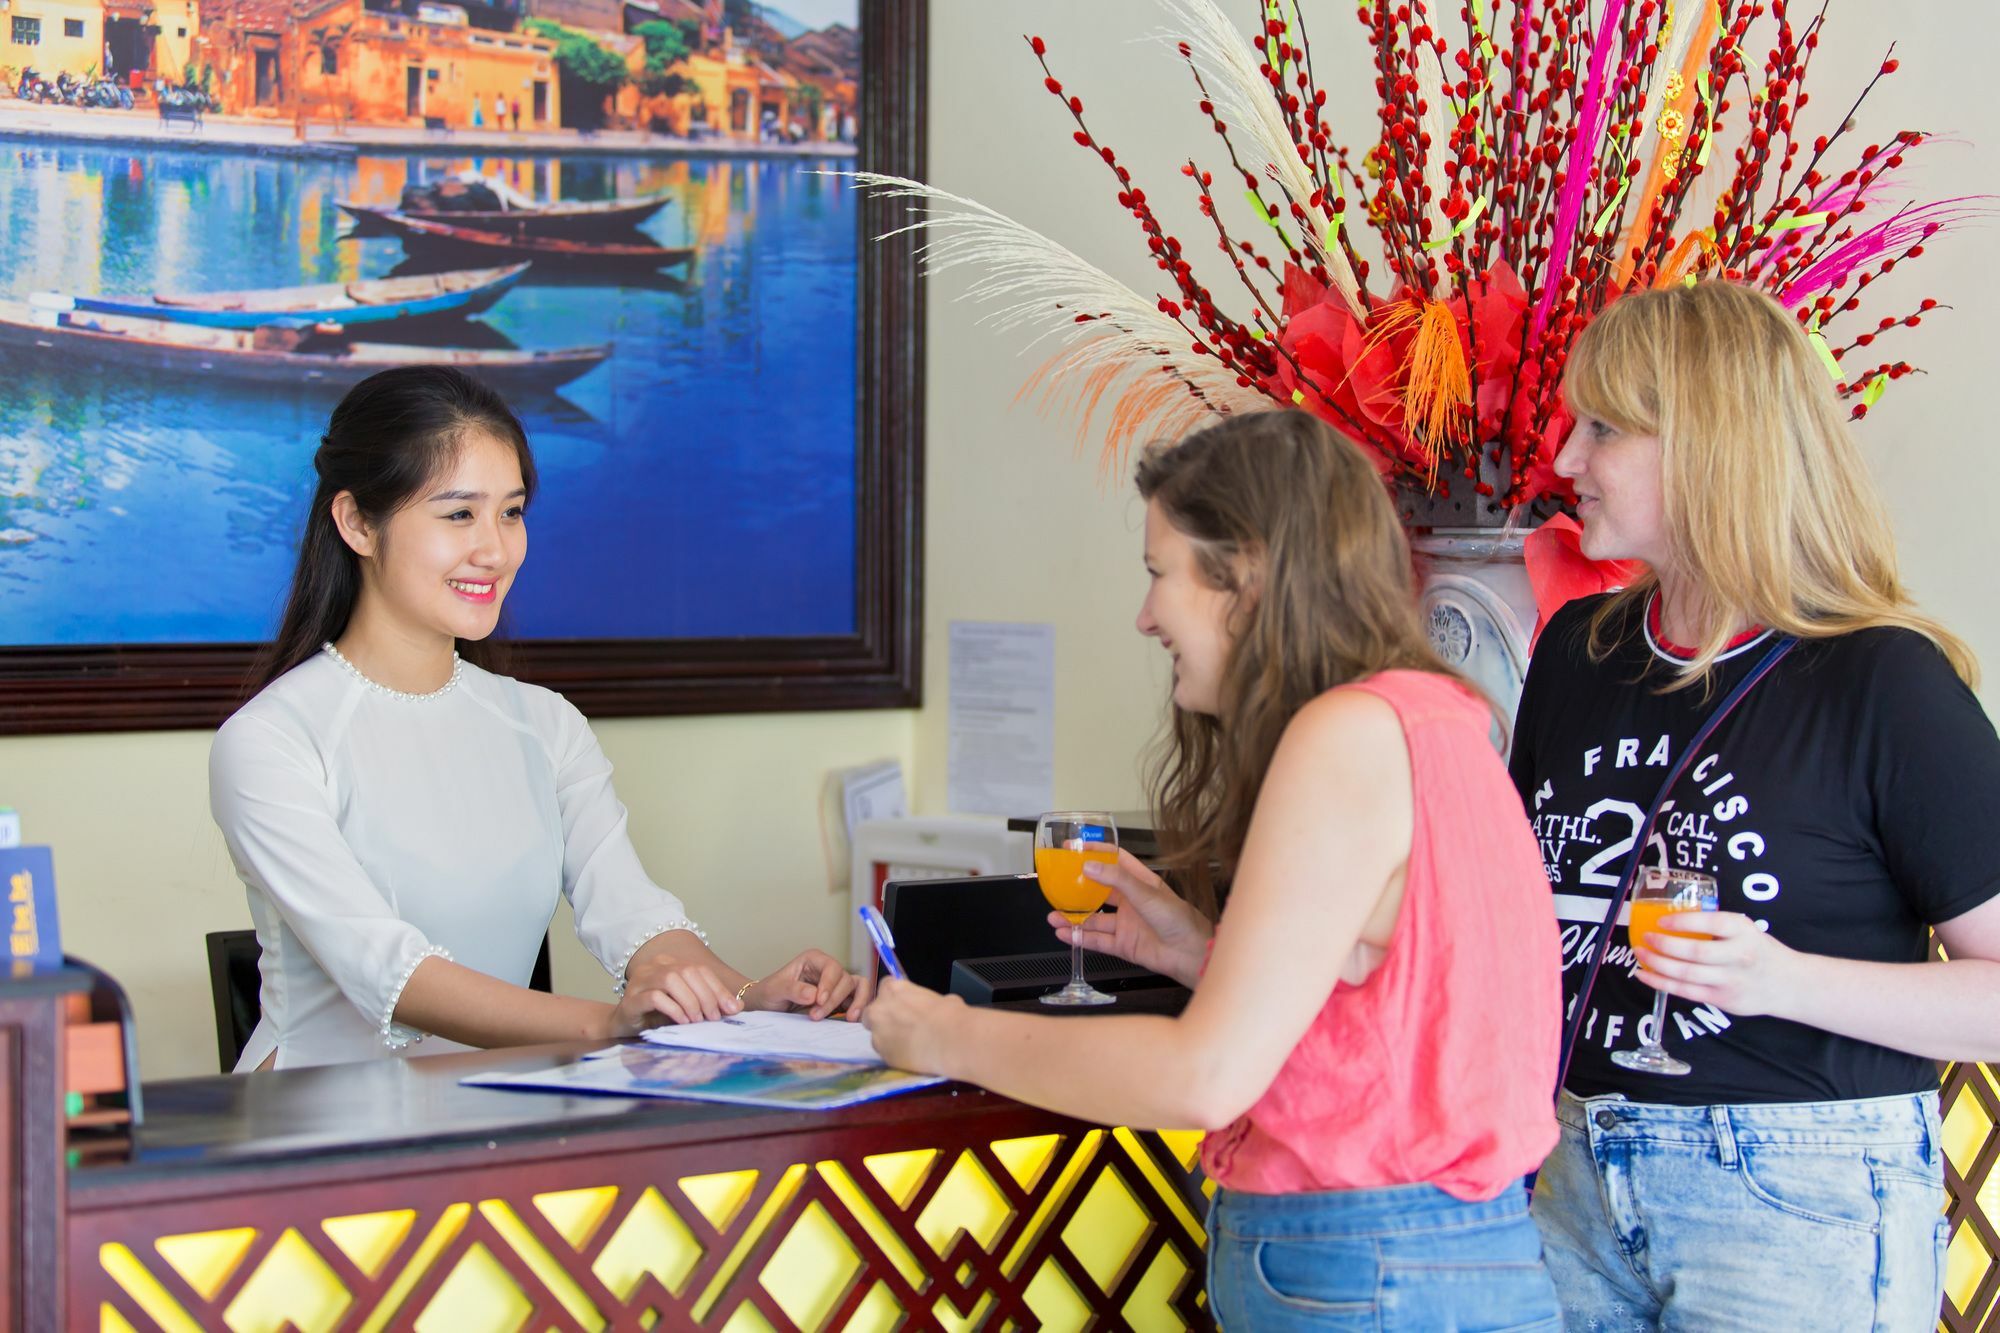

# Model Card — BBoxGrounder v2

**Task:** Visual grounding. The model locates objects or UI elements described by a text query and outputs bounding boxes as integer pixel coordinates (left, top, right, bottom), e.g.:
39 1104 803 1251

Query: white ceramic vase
1411 530 1535 728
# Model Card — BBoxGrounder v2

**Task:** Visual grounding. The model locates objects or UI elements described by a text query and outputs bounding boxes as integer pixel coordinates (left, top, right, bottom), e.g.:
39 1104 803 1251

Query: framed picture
0 0 923 734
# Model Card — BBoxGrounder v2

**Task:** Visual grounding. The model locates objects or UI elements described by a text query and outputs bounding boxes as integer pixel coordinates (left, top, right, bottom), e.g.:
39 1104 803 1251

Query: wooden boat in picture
340 207 697 272
354 176 676 238
60 264 530 332
0 296 608 392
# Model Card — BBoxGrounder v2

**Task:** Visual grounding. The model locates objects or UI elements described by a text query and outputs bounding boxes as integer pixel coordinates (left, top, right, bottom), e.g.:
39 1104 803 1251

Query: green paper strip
1696 71 1715 167
1422 194 1490 250
1862 373 1889 408
1592 179 1632 237
1765 212 1830 233
1246 189 1295 251
1325 211 1346 250
1807 330 1843 383
1292 388 1306 404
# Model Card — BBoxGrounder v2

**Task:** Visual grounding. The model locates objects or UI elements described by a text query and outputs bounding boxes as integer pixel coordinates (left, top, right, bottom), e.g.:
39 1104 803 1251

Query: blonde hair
1134 410 1465 915
1563 280 1975 688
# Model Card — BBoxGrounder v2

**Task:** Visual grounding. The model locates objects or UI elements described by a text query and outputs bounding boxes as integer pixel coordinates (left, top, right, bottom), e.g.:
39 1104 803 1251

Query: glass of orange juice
1034 811 1119 1007
1611 866 1720 1075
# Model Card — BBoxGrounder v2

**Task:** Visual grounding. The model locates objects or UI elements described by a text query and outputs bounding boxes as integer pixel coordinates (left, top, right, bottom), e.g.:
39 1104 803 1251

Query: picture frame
0 0 925 736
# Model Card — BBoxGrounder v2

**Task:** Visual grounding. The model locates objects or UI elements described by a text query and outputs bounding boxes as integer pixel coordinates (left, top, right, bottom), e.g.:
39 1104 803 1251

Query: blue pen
857 905 907 981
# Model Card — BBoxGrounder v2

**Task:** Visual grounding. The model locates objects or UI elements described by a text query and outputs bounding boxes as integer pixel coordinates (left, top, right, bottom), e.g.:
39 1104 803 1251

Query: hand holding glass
1034 812 1118 1006
1611 867 1719 1076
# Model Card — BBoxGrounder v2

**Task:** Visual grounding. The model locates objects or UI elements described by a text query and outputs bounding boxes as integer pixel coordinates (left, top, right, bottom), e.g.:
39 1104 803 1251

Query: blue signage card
3 846 60 978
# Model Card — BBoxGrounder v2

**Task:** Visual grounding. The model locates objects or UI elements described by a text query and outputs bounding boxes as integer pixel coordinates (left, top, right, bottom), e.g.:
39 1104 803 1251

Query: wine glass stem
1070 927 1085 989
1645 989 1669 1052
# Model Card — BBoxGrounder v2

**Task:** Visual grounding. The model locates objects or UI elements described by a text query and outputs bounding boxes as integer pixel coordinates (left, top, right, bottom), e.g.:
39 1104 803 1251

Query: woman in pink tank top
867 410 1563 1329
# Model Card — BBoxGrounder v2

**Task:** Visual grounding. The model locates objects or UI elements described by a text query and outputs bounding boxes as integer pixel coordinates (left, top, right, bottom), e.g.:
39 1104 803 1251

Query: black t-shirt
1509 593 2000 1105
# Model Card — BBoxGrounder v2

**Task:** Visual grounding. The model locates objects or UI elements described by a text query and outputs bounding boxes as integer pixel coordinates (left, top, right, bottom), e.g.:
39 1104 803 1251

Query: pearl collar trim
322 642 463 701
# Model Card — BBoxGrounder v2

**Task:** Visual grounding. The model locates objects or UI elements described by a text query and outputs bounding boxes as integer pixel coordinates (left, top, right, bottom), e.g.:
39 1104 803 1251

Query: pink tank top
1200 669 1560 1201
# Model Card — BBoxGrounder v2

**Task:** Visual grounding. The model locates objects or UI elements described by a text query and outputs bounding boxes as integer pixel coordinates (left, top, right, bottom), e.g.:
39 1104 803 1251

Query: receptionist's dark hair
253 367 538 688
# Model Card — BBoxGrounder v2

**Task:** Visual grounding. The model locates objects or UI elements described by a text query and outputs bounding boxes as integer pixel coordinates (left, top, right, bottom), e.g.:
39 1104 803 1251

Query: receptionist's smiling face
1137 500 1240 716
361 430 528 646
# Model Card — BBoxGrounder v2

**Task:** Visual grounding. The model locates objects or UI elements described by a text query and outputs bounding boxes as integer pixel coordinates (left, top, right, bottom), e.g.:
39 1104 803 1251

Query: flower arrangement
860 0 1984 522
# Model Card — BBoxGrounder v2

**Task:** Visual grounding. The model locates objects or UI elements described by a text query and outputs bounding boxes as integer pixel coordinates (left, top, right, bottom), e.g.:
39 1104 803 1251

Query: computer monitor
881 873 1064 993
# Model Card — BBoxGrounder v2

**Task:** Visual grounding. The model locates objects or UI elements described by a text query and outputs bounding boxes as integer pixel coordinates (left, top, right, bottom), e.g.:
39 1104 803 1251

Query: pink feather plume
1529 0 1633 344
1778 197 1995 305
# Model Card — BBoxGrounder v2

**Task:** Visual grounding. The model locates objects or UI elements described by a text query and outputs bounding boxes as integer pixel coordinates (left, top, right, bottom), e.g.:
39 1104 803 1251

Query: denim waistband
1557 1088 1939 1153
1211 1180 1531 1240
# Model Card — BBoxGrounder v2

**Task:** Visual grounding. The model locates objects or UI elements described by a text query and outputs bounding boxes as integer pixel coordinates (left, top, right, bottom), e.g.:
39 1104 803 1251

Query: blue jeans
1532 1090 1947 1331
1207 1180 1561 1330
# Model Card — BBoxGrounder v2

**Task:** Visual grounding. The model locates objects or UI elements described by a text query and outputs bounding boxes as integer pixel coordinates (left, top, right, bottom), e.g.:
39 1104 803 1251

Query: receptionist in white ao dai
210 367 865 1072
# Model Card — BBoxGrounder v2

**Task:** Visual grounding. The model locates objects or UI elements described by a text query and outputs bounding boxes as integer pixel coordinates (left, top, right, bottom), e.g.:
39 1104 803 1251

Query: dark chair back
204 927 556 1073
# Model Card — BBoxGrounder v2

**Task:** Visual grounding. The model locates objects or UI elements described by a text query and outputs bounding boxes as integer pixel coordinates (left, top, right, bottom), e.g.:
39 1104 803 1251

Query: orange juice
1629 900 1714 950
1035 846 1117 923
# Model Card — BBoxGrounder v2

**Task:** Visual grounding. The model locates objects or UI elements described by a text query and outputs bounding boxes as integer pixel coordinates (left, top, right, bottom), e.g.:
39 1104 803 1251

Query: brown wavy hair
1135 410 1461 916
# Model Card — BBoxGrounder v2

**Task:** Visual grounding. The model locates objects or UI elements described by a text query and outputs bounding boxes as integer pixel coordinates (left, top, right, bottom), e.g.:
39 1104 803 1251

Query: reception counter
3 973 1216 1331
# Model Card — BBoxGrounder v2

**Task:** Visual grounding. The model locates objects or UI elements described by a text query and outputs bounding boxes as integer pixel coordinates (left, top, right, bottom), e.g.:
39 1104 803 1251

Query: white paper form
640 1010 883 1064
947 620 1056 817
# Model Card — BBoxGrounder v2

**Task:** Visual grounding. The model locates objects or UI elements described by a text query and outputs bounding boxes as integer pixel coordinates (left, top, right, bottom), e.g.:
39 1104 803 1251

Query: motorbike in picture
14 68 56 103
83 77 133 108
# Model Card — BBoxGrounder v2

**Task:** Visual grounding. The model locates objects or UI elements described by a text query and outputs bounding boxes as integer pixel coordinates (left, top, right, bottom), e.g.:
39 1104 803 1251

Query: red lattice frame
67 1098 1215 1331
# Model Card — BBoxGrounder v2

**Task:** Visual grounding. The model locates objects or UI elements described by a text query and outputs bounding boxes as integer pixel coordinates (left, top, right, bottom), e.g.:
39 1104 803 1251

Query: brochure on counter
462 1042 945 1110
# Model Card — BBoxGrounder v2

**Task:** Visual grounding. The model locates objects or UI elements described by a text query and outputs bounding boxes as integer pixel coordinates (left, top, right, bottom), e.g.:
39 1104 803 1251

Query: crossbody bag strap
1552 632 1799 1098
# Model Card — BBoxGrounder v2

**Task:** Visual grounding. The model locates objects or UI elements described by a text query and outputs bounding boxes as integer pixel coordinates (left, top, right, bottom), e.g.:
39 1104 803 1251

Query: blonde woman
868 411 1563 1330
1511 280 2000 1329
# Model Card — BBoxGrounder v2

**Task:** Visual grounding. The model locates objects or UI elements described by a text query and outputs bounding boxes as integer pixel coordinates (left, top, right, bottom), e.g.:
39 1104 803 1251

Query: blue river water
0 141 857 644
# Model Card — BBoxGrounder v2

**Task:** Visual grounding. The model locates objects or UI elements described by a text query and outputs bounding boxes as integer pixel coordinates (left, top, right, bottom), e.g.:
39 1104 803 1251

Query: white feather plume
1150 0 1364 314
845 171 1271 464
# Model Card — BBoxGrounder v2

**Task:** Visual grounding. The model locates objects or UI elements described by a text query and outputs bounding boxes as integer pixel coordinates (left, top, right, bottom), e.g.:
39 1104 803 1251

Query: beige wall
5 2 1995 1080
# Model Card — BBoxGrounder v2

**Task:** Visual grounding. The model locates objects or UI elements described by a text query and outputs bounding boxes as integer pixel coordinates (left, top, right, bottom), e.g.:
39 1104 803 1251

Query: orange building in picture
201 0 558 127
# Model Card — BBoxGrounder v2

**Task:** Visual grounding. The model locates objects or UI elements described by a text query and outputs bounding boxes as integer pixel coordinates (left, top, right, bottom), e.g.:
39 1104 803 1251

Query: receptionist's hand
1056 849 1213 987
605 982 711 1039
863 976 962 1075
746 948 864 1021
620 957 747 1025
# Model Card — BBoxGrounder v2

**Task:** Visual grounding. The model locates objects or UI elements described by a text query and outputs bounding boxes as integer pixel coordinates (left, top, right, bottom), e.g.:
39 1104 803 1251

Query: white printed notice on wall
947 621 1056 817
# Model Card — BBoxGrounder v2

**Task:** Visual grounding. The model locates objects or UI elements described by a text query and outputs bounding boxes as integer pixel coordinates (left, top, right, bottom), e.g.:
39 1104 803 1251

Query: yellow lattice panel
408 1241 530 1333
1948 1223 1995 1325
1940 1058 2000 1332
863 1147 939 1208
846 1280 905 1333
531 1186 620 1250
693 1163 809 1324
592 1185 704 1301
915 1151 1014 1258
320 1210 414 1279
1124 1240 1195 1331
1023 1260 1092 1333
221 1227 351 1333
680 1168 763 1233
363 1201 471 1333
478 1199 604 1330
816 1160 927 1288
1064 1168 1153 1294
100 1244 202 1333
153 1227 256 1301
990 1135 1064 1193
759 1200 863 1332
